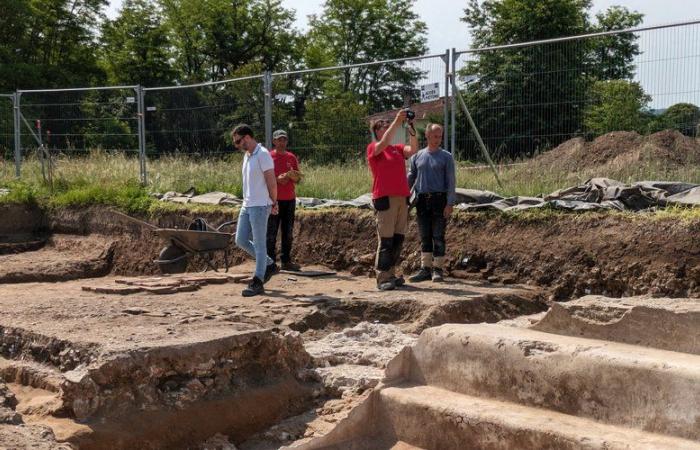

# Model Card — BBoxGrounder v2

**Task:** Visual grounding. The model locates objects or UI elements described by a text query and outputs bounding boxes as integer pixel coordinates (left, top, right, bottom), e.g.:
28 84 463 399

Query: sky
106 0 695 54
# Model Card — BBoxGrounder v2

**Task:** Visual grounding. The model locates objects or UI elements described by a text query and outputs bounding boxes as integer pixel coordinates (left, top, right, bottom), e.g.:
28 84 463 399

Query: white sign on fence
126 97 136 103
420 82 440 103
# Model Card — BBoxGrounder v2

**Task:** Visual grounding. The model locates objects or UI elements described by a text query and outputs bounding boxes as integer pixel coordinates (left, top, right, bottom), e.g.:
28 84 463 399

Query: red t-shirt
271 150 299 201
366 142 410 199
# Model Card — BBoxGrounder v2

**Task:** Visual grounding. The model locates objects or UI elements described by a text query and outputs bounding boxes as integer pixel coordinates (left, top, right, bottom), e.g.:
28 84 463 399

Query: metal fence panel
453 21 700 162
2 20 699 192
17 87 140 156
0 95 13 163
144 76 266 157
136 77 266 193
6 87 142 185
265 55 448 198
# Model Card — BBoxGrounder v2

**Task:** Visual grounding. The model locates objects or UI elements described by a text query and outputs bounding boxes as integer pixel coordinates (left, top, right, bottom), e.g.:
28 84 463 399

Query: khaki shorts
375 196 408 238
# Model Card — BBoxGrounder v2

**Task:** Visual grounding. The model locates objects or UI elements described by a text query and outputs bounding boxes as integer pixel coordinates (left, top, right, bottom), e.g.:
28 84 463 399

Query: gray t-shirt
408 148 457 205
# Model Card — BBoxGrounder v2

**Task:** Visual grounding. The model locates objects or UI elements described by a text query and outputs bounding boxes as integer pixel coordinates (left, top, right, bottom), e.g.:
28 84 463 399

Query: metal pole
450 48 456 156
264 71 273 149
13 92 21 178
442 49 450 152
136 85 147 185
452 77 502 189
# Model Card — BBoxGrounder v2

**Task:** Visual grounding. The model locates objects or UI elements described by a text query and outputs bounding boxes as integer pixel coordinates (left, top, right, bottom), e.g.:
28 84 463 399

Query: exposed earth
1 201 699 449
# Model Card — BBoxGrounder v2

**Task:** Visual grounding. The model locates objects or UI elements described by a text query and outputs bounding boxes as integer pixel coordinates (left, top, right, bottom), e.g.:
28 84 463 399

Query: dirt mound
531 130 700 175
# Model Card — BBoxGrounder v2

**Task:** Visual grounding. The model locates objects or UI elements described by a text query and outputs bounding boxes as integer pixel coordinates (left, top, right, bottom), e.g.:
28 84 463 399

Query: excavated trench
1 203 699 449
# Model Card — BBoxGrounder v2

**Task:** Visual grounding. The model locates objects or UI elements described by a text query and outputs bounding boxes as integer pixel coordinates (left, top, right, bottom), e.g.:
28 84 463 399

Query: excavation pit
0 262 544 449
2 203 700 448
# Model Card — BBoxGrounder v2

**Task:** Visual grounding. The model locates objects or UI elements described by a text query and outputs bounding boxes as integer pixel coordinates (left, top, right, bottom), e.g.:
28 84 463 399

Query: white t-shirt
242 143 275 207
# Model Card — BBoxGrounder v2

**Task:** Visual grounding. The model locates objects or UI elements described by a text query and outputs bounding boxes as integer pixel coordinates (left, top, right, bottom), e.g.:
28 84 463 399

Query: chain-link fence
2 20 699 193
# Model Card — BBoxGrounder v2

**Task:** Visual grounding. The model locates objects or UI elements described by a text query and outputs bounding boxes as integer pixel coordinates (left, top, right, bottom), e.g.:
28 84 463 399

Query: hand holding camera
404 108 416 136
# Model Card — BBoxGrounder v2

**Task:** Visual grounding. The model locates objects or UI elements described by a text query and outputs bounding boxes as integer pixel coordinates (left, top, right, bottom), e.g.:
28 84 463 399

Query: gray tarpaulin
152 178 700 212
458 178 700 212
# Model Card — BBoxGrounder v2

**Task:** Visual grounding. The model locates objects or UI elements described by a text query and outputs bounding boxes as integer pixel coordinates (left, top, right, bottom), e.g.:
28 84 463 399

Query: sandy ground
0 262 542 353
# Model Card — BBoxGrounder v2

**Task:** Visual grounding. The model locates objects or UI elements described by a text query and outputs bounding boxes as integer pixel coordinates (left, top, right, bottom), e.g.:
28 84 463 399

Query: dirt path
0 263 543 347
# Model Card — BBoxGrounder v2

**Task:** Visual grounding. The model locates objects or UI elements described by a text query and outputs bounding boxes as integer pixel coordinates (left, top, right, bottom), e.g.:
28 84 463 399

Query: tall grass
3 148 700 213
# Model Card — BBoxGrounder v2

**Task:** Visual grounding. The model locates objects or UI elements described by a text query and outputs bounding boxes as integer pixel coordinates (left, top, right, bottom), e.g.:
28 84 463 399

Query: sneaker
393 275 405 287
432 268 444 282
377 279 396 291
242 277 265 297
281 261 301 271
409 267 432 283
264 263 279 283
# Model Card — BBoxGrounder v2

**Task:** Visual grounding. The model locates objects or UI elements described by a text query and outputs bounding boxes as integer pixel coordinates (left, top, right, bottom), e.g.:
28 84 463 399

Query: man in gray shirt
407 124 456 282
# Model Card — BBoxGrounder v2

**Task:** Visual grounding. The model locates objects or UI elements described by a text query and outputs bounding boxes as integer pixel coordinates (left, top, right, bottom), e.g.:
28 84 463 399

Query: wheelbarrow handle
217 220 237 232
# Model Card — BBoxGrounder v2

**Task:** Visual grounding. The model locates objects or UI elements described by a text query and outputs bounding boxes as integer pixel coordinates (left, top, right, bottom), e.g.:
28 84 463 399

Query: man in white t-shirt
231 124 279 297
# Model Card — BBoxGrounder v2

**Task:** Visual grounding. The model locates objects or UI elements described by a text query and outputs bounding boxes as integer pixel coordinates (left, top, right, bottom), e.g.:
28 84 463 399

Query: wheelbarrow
154 221 236 273
111 210 236 273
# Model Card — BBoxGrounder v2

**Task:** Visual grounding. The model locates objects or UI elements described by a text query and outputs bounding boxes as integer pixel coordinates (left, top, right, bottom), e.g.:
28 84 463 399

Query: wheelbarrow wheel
157 244 188 274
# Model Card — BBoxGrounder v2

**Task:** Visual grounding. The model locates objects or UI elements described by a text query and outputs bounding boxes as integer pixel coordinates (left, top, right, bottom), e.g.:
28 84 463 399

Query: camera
405 109 415 120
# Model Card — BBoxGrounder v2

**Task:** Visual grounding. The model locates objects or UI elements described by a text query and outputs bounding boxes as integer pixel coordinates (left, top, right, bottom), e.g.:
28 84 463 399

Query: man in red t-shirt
267 129 303 271
367 108 419 290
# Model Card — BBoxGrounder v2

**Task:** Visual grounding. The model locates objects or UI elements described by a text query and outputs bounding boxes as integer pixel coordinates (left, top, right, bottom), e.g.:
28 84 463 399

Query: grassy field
2 151 700 215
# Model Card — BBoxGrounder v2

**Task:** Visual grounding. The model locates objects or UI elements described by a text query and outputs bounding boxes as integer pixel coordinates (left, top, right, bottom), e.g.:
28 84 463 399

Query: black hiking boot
281 261 301 271
264 263 279 283
409 267 432 283
432 268 444 282
242 277 265 297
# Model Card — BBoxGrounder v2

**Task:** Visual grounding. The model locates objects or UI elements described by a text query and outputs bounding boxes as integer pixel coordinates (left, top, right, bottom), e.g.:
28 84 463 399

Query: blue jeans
235 205 273 280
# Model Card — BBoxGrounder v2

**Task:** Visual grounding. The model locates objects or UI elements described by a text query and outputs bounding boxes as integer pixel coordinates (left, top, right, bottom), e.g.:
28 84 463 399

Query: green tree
459 0 591 159
589 6 644 80
647 103 700 136
307 0 428 112
664 103 700 136
287 88 369 165
159 0 299 83
458 0 645 160
584 79 650 135
0 0 107 91
100 0 177 87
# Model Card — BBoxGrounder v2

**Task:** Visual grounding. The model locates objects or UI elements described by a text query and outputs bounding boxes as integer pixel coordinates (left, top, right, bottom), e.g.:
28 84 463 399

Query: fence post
12 92 22 178
442 49 450 152
450 49 457 156
135 85 147 185
263 71 273 149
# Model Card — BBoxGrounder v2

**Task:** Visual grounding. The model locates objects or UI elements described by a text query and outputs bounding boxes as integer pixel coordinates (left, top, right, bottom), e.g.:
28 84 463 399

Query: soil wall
15 205 700 300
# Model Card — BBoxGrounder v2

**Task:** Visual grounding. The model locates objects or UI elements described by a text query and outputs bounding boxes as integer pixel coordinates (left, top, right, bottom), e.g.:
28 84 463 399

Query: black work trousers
416 193 447 257
266 199 296 263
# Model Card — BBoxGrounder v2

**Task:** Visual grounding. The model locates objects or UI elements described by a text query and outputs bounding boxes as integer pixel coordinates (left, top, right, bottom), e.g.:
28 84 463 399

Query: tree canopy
1 0 696 160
